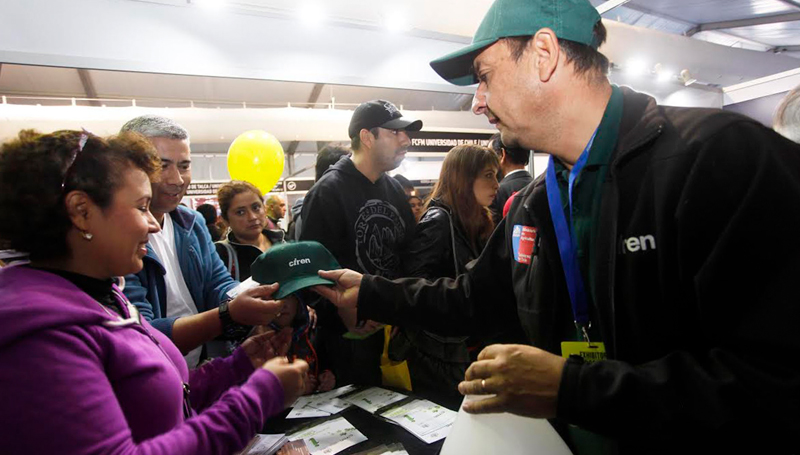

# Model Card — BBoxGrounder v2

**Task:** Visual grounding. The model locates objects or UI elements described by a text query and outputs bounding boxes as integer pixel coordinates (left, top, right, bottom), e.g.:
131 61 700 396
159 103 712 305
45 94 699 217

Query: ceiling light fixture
657 71 674 83
625 59 647 76
383 7 410 33
298 3 325 28
193 0 224 10
680 69 697 86
654 64 674 83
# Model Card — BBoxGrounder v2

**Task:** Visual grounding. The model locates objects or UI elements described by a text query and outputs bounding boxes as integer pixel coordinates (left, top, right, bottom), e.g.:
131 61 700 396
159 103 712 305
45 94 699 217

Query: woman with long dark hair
396 144 499 401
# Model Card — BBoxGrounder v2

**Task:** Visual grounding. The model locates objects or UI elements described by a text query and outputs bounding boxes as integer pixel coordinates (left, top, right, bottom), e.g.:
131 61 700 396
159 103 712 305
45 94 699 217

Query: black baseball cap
348 100 423 139
250 241 341 299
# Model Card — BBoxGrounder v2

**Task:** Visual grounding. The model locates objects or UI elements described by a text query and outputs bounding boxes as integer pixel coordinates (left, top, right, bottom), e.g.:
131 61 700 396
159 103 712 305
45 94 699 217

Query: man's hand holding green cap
430 0 602 86
250 241 341 299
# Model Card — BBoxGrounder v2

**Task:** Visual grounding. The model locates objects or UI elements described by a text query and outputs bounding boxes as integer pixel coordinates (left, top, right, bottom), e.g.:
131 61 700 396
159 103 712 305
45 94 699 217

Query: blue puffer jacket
123 205 239 340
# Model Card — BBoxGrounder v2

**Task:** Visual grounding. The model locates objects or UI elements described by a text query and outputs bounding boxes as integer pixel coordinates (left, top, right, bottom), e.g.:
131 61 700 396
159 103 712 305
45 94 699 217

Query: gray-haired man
121 115 283 367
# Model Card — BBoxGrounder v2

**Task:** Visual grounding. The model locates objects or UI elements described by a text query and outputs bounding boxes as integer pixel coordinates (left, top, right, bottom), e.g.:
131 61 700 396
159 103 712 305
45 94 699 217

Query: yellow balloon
227 130 285 194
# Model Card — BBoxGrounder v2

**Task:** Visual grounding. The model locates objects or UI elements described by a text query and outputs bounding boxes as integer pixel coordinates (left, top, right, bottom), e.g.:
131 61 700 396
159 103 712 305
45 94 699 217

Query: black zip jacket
356 88 800 452
490 169 533 225
214 228 285 281
404 199 481 280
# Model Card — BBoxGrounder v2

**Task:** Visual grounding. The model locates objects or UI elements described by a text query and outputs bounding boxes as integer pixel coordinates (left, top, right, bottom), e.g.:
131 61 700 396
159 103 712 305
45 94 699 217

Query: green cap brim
430 38 499 86
274 275 335 299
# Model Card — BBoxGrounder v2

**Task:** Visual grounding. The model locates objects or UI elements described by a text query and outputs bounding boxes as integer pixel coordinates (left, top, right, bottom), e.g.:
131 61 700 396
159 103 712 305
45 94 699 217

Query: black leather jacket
403 199 482 280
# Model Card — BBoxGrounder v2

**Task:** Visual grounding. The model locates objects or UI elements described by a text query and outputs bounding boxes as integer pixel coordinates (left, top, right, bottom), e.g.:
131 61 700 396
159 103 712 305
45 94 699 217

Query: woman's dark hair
217 180 263 222
426 144 499 250
315 144 351 181
0 129 160 260
196 204 218 225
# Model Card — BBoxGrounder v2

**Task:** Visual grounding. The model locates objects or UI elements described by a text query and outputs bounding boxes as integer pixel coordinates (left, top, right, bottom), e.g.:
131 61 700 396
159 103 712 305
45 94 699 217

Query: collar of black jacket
517 87 666 213
612 87 666 167
226 228 285 246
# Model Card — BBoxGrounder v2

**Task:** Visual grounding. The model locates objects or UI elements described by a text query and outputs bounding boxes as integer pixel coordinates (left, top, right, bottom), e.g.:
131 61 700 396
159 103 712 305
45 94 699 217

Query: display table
262 388 462 455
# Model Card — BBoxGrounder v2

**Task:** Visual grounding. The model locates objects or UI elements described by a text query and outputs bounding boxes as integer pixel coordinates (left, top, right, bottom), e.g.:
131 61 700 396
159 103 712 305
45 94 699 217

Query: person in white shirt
121 115 287 367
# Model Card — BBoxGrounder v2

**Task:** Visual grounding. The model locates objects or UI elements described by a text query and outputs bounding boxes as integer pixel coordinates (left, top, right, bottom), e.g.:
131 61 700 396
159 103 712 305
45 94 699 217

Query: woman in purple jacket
0 130 308 454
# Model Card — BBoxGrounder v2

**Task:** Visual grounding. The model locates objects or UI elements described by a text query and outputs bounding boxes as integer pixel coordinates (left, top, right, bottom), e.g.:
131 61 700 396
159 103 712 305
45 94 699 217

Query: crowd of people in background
2 85 800 455
2 0 800 452
0 96 522 453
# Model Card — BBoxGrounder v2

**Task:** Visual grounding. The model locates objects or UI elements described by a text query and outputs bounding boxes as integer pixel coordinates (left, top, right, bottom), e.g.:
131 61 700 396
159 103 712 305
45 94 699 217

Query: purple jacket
0 266 285 454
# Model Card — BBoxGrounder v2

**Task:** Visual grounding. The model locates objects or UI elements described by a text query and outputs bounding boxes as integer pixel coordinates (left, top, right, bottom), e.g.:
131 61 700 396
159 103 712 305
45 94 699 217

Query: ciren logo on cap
251 241 341 299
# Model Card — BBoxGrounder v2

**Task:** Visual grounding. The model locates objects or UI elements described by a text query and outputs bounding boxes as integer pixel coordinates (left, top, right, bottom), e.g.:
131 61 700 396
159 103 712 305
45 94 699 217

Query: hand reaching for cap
228 283 283 326
240 327 292 369
312 269 362 309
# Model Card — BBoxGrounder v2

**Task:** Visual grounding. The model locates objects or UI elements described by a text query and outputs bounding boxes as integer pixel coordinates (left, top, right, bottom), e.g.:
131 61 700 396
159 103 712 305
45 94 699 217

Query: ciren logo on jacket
619 234 657 254
512 225 537 264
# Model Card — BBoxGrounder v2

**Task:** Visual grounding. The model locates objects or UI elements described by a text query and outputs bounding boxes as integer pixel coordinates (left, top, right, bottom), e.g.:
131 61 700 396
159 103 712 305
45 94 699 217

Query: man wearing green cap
315 0 800 452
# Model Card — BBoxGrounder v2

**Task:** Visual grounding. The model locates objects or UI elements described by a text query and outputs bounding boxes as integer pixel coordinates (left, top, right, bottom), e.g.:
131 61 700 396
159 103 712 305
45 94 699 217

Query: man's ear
64 190 95 232
532 28 559 83
359 128 375 149
500 149 509 166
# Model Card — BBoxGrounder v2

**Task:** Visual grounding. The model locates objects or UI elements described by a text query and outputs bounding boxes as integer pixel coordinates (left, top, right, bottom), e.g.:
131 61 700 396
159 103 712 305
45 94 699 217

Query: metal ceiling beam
285 141 300 156
686 12 800 37
285 83 326 159
76 69 101 107
723 67 800 105
306 83 325 108
595 0 633 15
775 0 800 10
459 95 474 112
616 3 695 27
771 44 800 53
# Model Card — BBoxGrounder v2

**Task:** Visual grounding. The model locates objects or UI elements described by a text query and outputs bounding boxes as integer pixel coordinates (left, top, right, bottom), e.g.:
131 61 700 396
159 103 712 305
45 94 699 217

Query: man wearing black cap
315 0 800 452
300 100 421 386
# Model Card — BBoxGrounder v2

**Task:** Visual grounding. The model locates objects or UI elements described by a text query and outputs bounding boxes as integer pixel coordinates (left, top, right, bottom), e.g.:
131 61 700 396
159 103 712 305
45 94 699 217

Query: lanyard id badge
561 341 606 363
545 131 606 361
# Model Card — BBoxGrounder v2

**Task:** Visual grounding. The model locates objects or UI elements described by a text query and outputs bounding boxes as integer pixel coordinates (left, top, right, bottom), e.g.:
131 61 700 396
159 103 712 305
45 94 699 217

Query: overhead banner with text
407 131 493 153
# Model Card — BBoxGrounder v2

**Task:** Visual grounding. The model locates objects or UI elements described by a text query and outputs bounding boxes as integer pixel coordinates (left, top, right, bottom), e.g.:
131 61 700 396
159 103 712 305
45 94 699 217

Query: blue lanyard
545 131 597 339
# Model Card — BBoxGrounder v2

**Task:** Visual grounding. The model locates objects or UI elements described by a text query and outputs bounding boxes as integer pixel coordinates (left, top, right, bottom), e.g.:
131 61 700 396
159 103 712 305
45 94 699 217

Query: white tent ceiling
591 0 800 57
1 0 798 146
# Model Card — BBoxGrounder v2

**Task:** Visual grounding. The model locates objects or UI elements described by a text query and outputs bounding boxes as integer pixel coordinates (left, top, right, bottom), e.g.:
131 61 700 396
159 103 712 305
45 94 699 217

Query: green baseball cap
250 241 341 299
430 0 602 86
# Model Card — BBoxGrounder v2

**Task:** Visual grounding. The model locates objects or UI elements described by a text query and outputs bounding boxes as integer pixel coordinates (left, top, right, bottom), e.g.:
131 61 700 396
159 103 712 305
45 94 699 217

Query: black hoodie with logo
301 156 415 277
300 156 415 385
